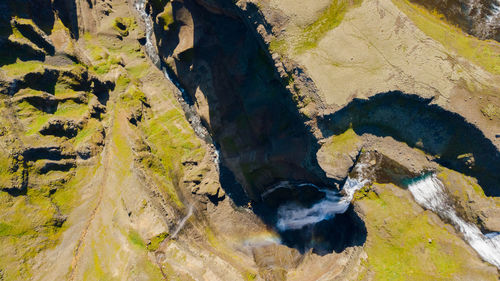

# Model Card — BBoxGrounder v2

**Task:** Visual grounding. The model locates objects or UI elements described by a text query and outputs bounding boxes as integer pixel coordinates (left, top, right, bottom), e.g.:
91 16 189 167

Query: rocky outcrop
39 118 80 138
319 92 500 196
147 0 332 199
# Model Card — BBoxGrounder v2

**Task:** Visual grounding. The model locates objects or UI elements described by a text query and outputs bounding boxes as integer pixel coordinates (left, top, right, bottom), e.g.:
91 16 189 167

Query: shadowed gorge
0 0 499 279
319 92 500 196
149 0 332 199
144 0 500 265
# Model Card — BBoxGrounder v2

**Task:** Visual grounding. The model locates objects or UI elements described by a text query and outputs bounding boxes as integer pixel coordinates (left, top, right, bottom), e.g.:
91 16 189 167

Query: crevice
319 91 500 196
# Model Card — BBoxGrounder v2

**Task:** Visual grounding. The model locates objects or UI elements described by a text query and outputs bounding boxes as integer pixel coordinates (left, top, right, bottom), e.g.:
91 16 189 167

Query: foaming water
275 164 369 231
134 1 214 143
135 0 160 66
408 174 500 268
171 205 194 238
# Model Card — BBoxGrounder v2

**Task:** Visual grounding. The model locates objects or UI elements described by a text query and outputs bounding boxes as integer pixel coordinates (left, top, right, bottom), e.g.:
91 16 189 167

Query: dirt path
68 117 114 281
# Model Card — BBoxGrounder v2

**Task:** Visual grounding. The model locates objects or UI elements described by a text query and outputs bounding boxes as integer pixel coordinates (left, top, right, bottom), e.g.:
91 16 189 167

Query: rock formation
0 0 498 280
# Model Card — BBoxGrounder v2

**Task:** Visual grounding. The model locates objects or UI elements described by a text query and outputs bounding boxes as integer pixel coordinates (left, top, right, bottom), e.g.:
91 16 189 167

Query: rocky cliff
0 0 499 280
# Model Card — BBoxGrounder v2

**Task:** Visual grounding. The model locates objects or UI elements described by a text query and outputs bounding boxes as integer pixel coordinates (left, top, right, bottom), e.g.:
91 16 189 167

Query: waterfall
275 164 369 231
408 174 500 269
134 0 160 67
171 205 194 238
134 0 214 143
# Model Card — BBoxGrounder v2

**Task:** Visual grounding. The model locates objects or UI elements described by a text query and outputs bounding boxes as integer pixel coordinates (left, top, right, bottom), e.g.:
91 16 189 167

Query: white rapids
134 0 160 66
134 0 212 142
276 165 369 231
171 205 194 238
408 174 500 269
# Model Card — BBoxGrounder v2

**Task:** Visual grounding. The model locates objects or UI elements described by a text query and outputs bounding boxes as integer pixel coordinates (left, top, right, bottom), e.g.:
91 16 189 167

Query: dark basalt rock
261 182 326 209
350 150 420 188
23 145 76 162
36 159 76 174
39 118 80 138
12 91 58 113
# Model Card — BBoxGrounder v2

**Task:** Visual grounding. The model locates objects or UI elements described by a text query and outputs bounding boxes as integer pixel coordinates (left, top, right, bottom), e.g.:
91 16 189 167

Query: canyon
0 0 499 280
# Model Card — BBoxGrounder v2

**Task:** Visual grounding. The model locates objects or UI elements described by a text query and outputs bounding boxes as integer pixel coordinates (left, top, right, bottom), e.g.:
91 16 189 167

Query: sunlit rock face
0 0 499 279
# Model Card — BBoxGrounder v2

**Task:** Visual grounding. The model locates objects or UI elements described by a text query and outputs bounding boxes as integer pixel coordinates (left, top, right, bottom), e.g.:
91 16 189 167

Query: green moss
0 150 13 186
0 60 43 76
353 185 372 201
295 0 363 53
321 128 361 155
392 0 500 74
358 183 497 280
205 227 219 248
269 38 288 55
52 166 97 213
93 55 121 75
101 37 143 60
84 33 108 61
243 271 257 281
73 119 101 146
24 115 50 136
115 74 131 92
82 240 114 281
0 185 69 279
54 100 88 118
122 85 147 104
113 17 136 37
125 62 150 79
157 3 174 31
146 232 169 251
128 229 146 249
139 107 205 207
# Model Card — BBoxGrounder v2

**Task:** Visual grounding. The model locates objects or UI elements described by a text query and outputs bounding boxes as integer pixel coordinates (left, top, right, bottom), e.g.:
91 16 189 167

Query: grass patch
243 271 257 281
0 149 13 186
125 62 150 79
84 33 108 61
115 74 131 92
113 17 136 37
122 85 147 105
128 229 146 249
320 128 361 155
0 186 68 279
54 100 88 118
73 119 100 146
358 183 497 280
392 0 500 74
51 165 97 213
24 114 50 136
139 107 205 207
294 0 362 53
146 232 169 251
269 38 287 54
93 55 121 75
0 60 43 76
157 3 174 31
